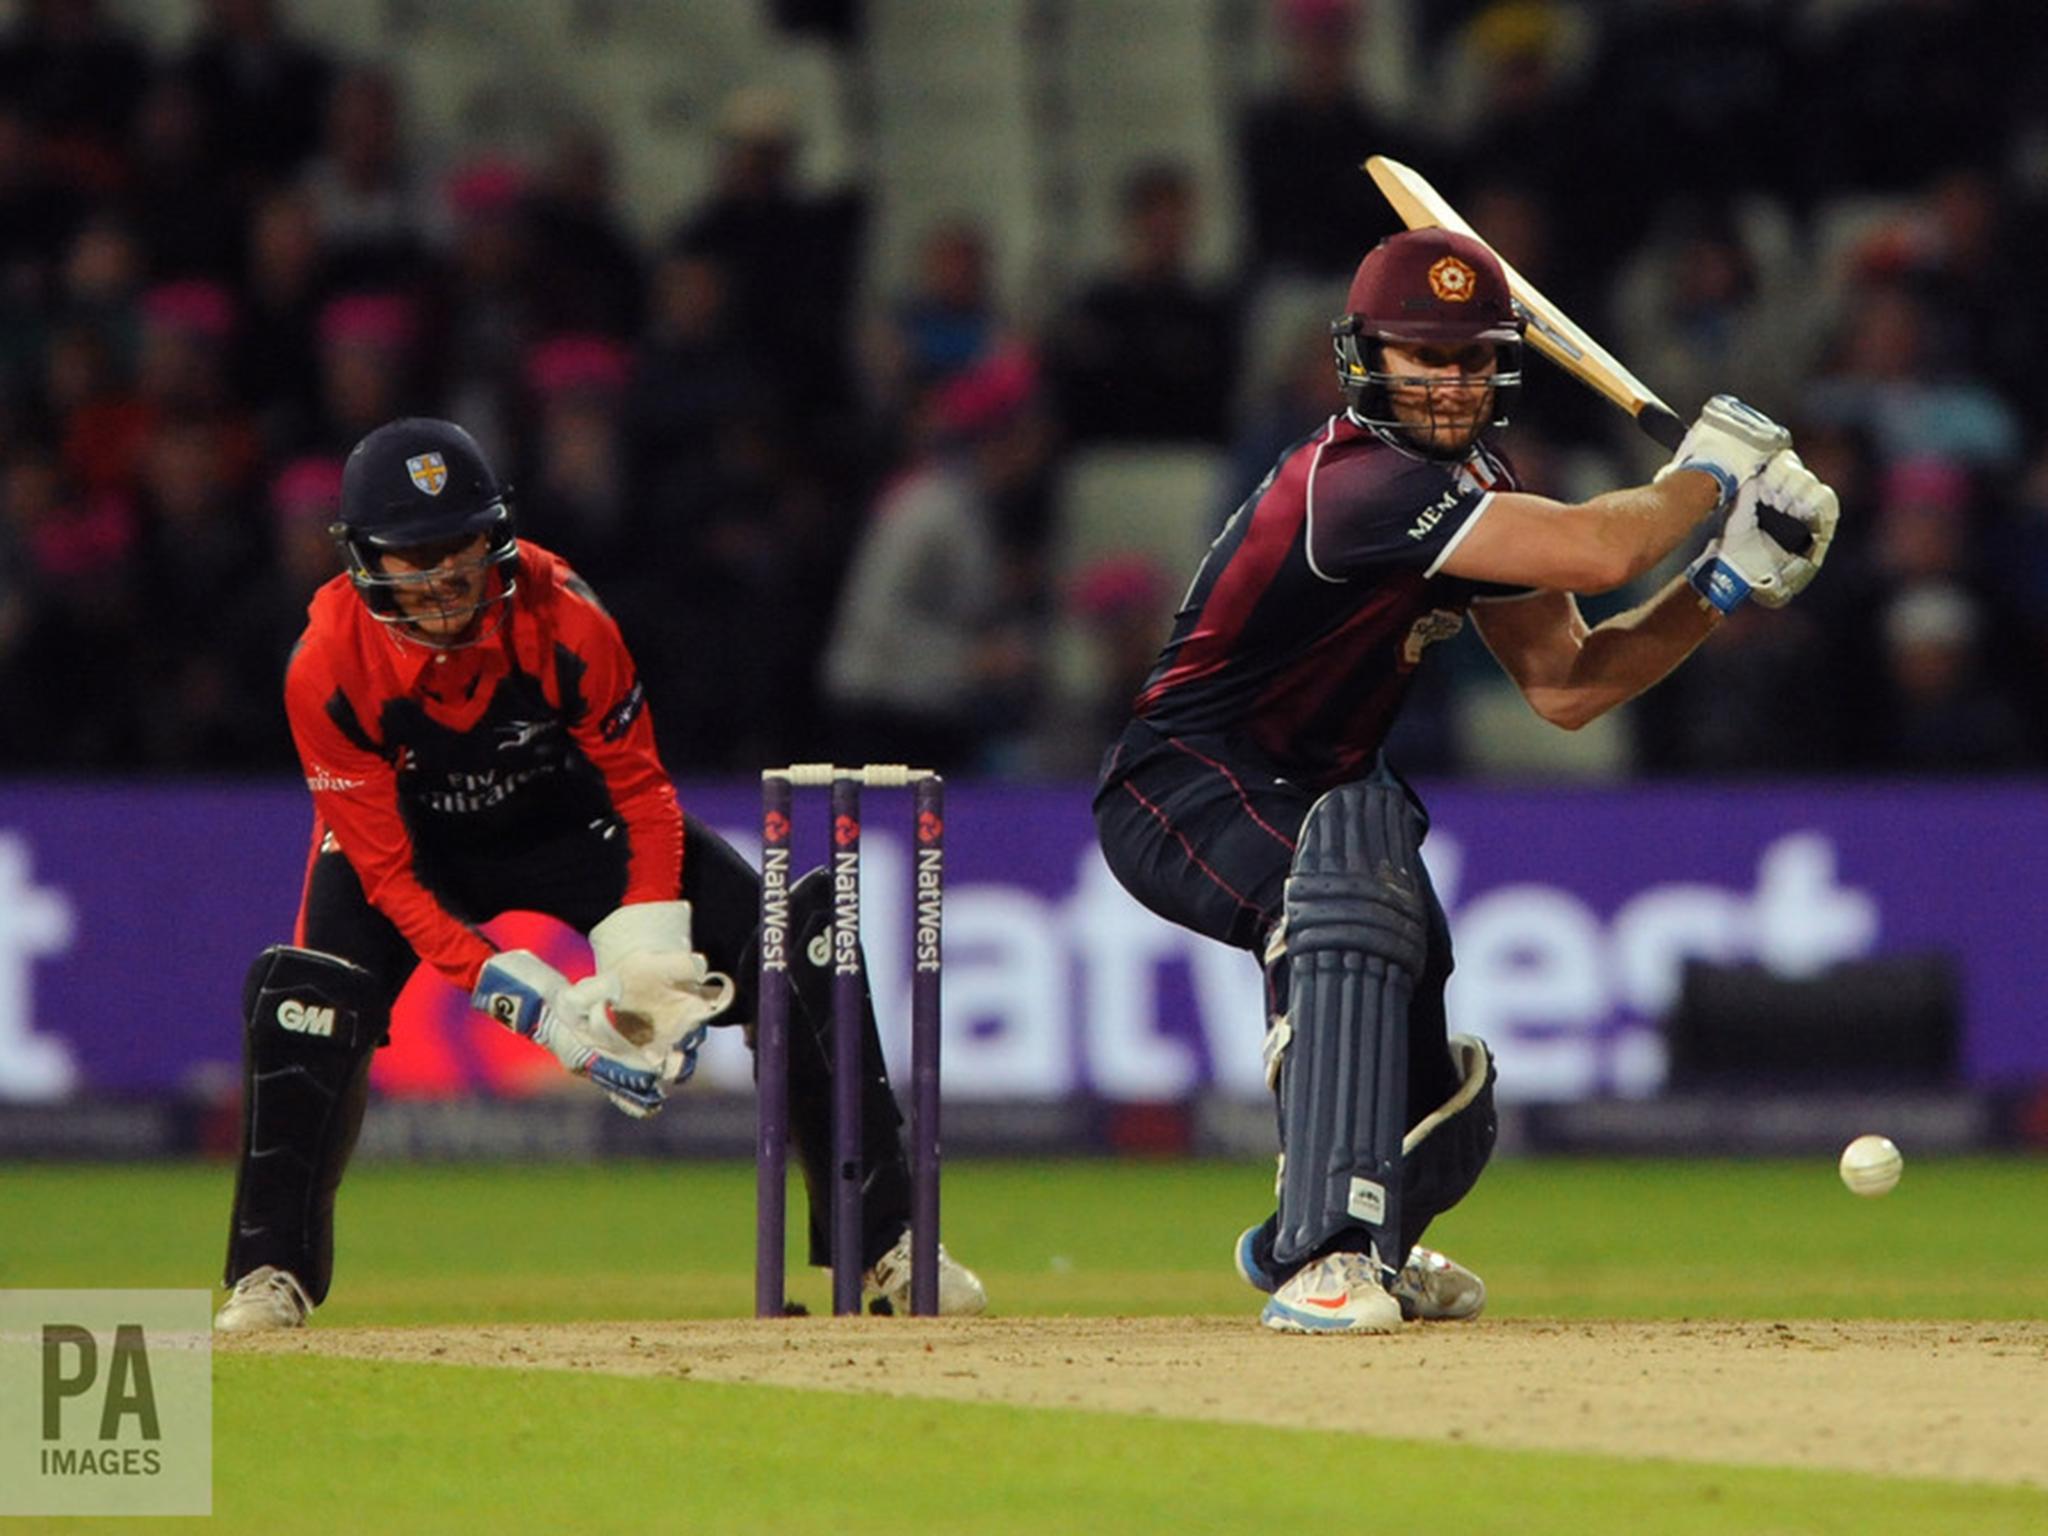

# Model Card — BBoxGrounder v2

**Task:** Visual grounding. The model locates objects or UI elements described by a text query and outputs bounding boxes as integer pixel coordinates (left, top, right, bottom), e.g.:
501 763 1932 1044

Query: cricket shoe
1236 1225 1485 1322
1260 1250 1403 1335
214 1265 312 1333
1234 1222 1279 1292
863 1231 988 1316
1392 1245 1486 1322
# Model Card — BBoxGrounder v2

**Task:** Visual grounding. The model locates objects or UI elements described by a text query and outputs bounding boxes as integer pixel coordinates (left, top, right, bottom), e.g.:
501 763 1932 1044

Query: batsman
1093 228 1838 1333
214 417 985 1331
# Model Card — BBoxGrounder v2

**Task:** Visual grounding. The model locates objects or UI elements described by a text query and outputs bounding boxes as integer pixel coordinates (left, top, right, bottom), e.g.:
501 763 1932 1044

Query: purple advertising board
0 778 2041 1104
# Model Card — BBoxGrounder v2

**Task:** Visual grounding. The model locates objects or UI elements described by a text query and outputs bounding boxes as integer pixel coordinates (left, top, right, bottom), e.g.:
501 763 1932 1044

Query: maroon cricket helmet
1342 227 1521 346
1331 227 1524 452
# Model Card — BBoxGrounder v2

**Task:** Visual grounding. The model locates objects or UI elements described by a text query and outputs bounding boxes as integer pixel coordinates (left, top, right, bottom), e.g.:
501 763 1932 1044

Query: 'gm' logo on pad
276 1000 335 1037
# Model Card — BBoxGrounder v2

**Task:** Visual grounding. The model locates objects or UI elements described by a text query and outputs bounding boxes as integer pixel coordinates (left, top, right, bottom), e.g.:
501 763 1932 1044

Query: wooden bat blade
1363 153 1468 239
1364 155 1676 436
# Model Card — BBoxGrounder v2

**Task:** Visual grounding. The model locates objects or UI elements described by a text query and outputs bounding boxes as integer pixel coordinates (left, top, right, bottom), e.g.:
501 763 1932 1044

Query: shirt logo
305 766 366 793
406 453 448 495
1406 486 1462 541
599 680 645 742
496 719 558 752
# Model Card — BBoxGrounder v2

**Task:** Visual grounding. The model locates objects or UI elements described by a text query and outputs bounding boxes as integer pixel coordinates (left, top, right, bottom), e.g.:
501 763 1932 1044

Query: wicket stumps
756 763 944 1318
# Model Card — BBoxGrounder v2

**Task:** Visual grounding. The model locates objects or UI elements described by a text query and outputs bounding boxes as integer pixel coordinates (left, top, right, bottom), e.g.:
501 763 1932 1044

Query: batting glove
1687 449 1840 613
1655 395 1793 515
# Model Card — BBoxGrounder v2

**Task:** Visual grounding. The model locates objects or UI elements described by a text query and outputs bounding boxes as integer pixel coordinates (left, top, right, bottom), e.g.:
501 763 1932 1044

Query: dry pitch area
229 1316 2048 1488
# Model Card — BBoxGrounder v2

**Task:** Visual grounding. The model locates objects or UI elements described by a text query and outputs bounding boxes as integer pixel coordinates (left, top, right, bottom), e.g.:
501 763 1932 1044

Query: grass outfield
3 1156 2045 1533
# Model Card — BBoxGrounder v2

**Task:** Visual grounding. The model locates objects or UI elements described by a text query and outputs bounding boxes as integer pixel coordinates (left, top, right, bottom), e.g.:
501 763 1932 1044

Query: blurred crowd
1 0 2044 779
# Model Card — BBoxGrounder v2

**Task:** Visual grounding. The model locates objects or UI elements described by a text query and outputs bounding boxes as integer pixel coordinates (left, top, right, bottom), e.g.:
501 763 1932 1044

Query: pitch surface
226 1315 2048 1487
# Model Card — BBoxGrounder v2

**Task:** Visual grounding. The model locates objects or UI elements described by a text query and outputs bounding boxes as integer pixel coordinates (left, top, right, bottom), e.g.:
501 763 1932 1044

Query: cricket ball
1838 1133 1903 1197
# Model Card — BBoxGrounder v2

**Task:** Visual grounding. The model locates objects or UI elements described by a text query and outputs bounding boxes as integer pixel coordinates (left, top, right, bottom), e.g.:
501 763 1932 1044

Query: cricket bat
1364 155 1811 552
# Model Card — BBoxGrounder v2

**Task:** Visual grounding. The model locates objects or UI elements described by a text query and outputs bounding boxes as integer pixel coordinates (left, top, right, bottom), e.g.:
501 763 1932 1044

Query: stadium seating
1051 0 1239 281
866 0 1037 308
1052 445 1229 598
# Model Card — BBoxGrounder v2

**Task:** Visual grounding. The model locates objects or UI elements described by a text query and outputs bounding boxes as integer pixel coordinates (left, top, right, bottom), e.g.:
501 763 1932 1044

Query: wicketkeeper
1093 229 1838 1332
215 417 985 1330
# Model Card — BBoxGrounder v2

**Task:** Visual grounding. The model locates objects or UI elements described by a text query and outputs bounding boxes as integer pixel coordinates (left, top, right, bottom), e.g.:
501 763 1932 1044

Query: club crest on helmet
406 453 448 495
1428 256 1476 303
335 418 520 649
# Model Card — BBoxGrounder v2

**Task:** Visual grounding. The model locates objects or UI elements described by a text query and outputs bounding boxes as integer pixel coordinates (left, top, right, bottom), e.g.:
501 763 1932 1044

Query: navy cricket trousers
1091 719 1461 1121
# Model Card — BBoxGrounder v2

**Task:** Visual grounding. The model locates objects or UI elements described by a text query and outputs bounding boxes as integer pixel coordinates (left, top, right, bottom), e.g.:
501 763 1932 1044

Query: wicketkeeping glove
1654 394 1793 515
582 902 735 1086
1686 449 1840 614
471 950 669 1117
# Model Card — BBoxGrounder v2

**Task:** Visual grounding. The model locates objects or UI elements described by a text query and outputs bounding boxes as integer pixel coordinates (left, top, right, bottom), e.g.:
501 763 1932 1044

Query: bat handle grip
1755 503 1814 558
1638 403 1813 555
1638 403 1687 452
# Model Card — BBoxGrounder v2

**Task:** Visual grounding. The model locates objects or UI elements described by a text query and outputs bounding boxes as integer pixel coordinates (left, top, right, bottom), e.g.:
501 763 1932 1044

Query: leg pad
1272 778 1429 1272
225 946 385 1304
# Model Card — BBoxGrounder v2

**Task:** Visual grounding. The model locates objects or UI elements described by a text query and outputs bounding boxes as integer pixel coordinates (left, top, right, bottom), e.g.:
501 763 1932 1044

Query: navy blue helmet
333 418 518 644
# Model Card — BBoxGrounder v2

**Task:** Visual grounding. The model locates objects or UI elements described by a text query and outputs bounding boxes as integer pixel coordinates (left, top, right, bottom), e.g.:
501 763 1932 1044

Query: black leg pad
224 946 385 1305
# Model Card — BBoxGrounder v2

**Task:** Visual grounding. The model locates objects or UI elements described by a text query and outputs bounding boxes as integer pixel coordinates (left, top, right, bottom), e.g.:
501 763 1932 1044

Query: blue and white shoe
1236 1225 1485 1322
1234 1223 1277 1292
1260 1251 1403 1334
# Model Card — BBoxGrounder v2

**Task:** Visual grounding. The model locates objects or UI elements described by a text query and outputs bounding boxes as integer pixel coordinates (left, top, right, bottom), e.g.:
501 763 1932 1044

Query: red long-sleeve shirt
284 540 682 988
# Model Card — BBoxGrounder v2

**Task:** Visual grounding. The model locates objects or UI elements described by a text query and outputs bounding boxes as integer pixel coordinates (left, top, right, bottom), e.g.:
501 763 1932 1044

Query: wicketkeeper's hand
1686 449 1840 613
583 901 736 1085
1654 395 1793 515
471 950 669 1117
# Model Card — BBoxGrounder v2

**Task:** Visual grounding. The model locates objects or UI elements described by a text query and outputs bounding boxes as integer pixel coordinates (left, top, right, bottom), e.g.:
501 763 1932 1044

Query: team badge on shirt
1401 609 1465 665
406 453 448 495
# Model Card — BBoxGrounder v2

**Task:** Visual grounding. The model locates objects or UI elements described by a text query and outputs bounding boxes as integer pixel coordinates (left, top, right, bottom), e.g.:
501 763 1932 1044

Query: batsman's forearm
1577 475 1720 588
1539 575 1720 728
